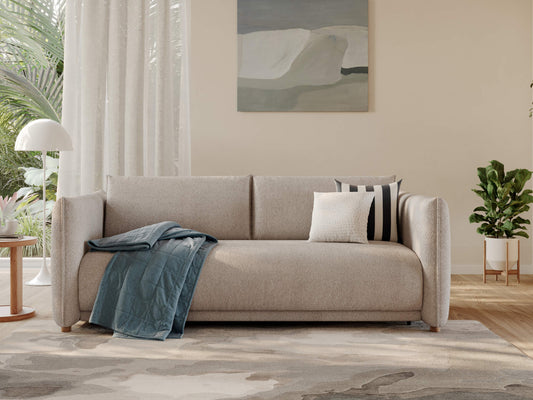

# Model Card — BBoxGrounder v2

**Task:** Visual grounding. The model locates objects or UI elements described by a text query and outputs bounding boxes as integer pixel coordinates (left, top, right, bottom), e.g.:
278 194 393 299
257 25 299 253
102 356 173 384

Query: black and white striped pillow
334 179 402 242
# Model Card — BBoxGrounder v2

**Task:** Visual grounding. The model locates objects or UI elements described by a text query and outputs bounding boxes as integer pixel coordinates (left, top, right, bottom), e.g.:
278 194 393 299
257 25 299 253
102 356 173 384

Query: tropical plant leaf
26 198 54 218
0 66 61 122
20 166 51 186
513 216 530 225
0 0 64 199
490 160 505 181
0 0 64 67
504 169 518 183
513 231 529 239
513 169 532 193
477 167 487 185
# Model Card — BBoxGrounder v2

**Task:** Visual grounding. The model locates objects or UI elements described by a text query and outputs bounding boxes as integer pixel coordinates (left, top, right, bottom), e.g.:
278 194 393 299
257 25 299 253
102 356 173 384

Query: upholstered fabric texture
105 176 252 239
187 310 422 322
335 179 402 242
51 191 106 329
398 193 451 328
308 192 374 243
53 175 450 330
253 176 395 240
73 311 418 323
78 240 423 314
79 252 114 312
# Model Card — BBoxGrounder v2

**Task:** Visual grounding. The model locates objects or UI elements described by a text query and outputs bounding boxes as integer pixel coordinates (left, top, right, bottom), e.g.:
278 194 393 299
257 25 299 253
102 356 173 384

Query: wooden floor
0 271 532 358
0 269 52 341
450 274 533 358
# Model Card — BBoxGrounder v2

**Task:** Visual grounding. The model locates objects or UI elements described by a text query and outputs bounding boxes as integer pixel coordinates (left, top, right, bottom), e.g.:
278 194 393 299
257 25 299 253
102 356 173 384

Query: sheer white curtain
59 0 191 196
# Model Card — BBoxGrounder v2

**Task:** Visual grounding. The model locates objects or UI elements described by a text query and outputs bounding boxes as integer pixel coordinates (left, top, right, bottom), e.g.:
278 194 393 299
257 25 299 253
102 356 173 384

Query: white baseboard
452 263 533 274
0 257 49 269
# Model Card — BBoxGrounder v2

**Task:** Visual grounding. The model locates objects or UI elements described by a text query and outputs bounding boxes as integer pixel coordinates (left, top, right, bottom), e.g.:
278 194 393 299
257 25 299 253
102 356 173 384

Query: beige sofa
51 175 451 332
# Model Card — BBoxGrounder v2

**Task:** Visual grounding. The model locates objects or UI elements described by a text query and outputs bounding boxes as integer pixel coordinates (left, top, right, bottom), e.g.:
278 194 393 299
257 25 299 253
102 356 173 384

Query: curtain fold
59 0 190 197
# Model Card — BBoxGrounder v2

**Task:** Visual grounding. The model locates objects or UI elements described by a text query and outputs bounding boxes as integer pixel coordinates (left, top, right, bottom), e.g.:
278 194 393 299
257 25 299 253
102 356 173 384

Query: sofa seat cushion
193 240 422 312
78 240 422 314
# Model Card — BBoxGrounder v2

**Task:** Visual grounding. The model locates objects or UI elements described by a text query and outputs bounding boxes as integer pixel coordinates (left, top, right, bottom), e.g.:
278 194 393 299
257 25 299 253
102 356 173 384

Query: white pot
0 220 19 235
485 237 519 270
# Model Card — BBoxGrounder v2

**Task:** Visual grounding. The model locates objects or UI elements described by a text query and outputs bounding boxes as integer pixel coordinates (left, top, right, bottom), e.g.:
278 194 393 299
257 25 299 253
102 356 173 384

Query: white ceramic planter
485 237 519 270
0 220 19 236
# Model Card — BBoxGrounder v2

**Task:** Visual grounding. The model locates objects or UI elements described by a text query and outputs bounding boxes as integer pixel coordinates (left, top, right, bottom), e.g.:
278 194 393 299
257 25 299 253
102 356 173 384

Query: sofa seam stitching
60 197 66 325
250 175 254 240
436 197 441 327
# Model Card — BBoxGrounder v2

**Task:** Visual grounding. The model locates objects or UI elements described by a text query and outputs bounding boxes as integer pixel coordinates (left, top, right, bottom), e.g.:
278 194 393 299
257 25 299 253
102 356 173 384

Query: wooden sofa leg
430 326 440 332
61 326 71 333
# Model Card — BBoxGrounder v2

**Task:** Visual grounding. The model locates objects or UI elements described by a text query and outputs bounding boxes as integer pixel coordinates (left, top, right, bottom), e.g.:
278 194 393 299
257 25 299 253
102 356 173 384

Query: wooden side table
0 236 38 322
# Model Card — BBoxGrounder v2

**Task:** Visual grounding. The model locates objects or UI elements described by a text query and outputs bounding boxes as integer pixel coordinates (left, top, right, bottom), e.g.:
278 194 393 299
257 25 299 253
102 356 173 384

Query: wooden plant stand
483 239 520 286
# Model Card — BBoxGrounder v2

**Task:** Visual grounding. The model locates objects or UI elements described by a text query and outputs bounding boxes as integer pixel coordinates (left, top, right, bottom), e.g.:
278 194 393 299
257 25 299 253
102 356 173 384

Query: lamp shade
15 119 73 151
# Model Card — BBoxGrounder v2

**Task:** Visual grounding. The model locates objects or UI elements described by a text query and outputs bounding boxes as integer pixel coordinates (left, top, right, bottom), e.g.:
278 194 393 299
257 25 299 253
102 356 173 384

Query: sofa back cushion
253 176 396 240
105 176 252 239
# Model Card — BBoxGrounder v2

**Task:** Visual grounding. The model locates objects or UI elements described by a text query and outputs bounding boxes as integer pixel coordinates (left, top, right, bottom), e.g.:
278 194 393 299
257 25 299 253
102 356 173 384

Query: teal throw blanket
88 221 217 340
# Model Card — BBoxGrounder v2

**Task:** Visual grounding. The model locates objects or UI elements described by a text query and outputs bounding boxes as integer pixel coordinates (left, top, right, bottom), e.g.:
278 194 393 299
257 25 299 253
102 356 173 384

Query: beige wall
190 0 533 268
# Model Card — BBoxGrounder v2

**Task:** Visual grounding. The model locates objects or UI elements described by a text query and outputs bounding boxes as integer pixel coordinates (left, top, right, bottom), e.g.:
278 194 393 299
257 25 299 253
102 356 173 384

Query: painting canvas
238 0 368 112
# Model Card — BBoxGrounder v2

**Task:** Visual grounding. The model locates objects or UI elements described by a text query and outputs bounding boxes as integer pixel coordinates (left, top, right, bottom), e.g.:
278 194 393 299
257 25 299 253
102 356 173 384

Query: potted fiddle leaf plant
469 160 533 270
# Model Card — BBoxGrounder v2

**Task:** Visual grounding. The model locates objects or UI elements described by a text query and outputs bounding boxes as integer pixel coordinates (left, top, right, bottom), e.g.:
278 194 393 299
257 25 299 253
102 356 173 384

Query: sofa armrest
398 192 451 329
51 191 106 328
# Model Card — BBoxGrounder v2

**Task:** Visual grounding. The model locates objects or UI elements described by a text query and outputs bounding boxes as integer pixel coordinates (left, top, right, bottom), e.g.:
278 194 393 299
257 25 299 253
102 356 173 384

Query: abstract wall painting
238 0 368 112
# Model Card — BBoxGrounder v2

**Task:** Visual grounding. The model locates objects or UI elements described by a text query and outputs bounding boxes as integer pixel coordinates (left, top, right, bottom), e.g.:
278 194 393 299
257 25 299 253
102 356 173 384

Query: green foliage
526 79 533 117
0 191 37 224
0 210 50 257
0 117 41 197
469 160 533 238
0 158 54 257
0 66 62 129
0 0 64 197
0 0 65 67
3 153 56 256
18 154 58 201
0 0 64 256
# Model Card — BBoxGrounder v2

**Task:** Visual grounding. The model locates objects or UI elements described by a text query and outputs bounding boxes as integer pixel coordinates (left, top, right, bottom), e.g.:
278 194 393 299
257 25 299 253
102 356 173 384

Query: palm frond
0 66 62 132
0 0 64 199
0 0 64 68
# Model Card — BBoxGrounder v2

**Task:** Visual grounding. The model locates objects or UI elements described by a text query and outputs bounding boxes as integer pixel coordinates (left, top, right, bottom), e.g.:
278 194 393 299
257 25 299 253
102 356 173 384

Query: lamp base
25 263 51 286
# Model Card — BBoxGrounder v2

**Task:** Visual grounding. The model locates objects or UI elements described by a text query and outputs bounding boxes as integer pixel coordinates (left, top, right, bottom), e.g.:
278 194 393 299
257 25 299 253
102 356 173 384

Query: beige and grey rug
1 319 533 399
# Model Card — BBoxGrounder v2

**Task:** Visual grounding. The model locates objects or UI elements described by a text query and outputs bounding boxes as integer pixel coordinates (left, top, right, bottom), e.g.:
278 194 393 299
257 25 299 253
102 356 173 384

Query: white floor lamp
15 119 73 286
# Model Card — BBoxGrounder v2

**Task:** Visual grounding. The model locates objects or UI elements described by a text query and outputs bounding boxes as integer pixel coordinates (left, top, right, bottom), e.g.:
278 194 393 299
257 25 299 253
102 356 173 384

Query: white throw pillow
308 192 375 243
